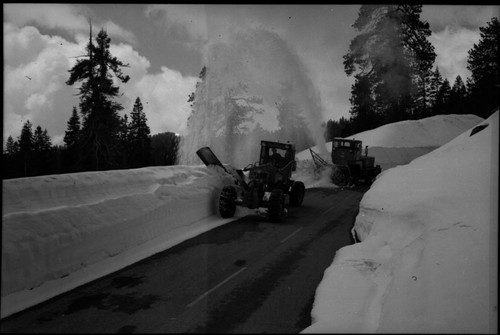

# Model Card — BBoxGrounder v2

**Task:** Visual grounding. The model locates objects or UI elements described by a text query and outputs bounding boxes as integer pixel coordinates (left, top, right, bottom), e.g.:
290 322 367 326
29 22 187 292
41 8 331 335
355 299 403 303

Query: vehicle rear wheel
218 186 237 218
290 181 305 207
268 189 286 222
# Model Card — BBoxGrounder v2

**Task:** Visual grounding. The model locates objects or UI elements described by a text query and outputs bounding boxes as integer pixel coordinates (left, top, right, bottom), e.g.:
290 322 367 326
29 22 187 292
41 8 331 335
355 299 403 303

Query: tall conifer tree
344 5 436 130
18 120 34 176
466 17 500 118
66 23 130 170
128 97 151 167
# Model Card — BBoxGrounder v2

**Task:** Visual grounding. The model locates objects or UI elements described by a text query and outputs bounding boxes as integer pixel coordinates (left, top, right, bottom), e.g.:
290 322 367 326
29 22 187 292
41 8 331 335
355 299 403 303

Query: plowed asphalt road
0 186 368 333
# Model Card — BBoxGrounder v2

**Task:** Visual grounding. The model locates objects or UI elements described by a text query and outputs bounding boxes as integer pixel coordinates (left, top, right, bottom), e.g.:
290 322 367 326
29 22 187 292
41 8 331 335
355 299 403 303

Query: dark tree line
3 117 179 179
3 121 59 179
324 10 499 139
61 97 153 172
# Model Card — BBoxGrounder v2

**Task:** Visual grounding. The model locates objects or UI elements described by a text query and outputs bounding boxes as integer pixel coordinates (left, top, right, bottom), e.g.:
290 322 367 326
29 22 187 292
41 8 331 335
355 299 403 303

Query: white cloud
3 3 136 44
429 26 480 82
145 4 209 48
422 5 499 32
107 43 198 136
3 23 83 143
422 5 498 82
3 113 25 143
3 23 49 67
4 3 89 32
25 93 49 111
132 67 198 135
143 4 271 53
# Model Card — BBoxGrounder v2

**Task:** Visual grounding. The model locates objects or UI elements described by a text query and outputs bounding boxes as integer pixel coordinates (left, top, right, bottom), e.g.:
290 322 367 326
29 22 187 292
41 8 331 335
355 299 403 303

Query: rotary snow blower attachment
196 141 305 222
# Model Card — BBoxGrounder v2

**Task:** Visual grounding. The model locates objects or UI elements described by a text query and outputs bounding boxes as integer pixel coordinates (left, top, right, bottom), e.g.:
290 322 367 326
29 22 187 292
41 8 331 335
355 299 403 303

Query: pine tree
33 126 52 152
18 120 34 153
117 114 129 144
4 136 19 155
344 5 436 126
128 97 151 168
150 132 179 166
433 78 452 115
348 74 382 133
466 17 500 118
427 67 444 115
413 72 429 119
64 106 81 148
3 136 21 179
114 114 129 168
32 125 53 176
448 75 468 114
66 24 130 171
63 106 82 172
323 116 355 141
17 120 34 176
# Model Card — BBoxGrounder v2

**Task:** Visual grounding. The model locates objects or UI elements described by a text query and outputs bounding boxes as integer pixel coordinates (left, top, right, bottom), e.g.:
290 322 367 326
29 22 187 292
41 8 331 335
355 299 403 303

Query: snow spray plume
179 28 327 167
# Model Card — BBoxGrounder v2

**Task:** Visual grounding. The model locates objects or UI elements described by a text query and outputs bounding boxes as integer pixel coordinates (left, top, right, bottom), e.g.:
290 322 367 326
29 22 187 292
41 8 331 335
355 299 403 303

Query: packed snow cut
196 140 306 222
1 165 249 319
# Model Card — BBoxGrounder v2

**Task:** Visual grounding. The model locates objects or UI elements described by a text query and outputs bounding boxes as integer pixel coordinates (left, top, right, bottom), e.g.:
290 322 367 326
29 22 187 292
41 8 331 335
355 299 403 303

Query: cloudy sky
3 4 499 145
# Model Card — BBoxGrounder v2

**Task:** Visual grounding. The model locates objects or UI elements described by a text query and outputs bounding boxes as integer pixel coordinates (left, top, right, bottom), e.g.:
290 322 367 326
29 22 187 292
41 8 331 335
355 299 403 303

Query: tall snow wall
1 165 237 318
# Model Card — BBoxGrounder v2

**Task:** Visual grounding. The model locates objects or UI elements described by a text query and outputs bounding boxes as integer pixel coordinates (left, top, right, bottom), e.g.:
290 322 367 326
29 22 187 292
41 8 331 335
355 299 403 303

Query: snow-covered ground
303 111 498 333
2 113 496 333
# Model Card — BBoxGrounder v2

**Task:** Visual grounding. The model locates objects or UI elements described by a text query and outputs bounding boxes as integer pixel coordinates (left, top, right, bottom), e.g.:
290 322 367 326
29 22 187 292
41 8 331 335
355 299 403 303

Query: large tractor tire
218 185 237 218
268 189 287 222
290 181 305 207
330 165 346 186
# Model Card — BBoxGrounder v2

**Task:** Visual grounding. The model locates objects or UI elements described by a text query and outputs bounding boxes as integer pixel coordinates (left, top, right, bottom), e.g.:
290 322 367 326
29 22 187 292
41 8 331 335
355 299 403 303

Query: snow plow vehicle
196 141 305 222
330 138 381 186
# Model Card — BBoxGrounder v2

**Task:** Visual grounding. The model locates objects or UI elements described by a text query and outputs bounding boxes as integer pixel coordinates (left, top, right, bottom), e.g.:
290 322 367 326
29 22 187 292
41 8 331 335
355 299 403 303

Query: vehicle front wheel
268 189 287 222
218 186 237 218
290 181 305 207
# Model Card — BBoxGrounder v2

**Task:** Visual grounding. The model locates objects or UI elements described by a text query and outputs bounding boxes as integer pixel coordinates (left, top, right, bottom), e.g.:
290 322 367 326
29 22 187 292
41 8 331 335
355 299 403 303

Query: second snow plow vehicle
196 141 305 222
330 138 381 186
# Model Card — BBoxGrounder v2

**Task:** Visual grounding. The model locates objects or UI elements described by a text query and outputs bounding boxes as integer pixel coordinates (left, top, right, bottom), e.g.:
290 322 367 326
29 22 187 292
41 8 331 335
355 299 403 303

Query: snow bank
297 114 483 171
344 113 484 148
1 165 247 318
303 111 498 333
